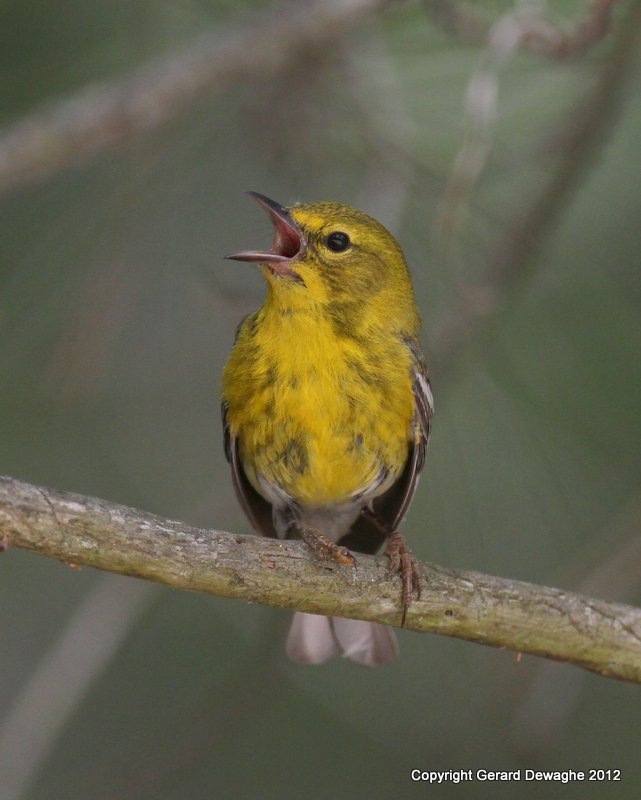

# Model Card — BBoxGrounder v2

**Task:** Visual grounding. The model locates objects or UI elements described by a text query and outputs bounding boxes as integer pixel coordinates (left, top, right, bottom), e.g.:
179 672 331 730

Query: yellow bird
222 193 433 666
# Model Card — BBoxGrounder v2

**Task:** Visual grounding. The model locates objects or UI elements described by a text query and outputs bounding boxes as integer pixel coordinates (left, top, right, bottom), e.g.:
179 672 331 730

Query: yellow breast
222 304 414 507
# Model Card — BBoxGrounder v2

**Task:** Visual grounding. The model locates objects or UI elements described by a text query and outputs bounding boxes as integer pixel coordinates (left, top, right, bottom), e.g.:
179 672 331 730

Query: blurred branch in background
423 0 616 56
436 1 548 246
430 0 641 376
0 0 621 198
0 0 391 195
2 476 641 684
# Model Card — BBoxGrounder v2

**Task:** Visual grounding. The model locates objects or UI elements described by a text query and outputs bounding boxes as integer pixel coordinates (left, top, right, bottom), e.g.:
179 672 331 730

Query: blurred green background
1 1 640 798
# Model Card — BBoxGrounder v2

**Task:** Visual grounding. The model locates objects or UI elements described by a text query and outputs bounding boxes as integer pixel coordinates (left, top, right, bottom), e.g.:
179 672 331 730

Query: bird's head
227 193 419 330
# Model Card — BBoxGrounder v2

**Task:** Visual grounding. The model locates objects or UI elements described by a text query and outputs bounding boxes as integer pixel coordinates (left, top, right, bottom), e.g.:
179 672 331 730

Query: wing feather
222 401 278 538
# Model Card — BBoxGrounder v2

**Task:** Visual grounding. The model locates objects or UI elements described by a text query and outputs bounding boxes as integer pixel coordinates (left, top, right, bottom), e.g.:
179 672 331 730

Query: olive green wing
222 401 278 539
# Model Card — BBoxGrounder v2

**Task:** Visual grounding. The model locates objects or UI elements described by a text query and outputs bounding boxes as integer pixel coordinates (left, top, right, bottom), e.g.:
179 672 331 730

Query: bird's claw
385 532 424 626
302 526 357 567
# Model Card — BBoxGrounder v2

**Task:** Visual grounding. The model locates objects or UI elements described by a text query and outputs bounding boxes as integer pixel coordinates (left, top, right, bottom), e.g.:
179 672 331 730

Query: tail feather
285 612 398 667
332 617 399 667
285 612 339 664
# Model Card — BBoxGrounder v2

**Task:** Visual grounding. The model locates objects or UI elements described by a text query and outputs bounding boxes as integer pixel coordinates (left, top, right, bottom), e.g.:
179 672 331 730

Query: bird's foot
301 526 356 566
361 508 424 626
385 532 424 627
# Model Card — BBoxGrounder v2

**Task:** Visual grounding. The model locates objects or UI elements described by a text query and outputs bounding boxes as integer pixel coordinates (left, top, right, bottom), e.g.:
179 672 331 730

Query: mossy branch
2 475 641 683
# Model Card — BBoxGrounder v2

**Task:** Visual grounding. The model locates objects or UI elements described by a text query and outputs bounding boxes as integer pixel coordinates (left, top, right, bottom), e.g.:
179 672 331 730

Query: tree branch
2 476 640 683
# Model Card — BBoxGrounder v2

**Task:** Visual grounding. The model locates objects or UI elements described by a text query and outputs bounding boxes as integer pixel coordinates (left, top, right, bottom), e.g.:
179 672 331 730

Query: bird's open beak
226 192 304 282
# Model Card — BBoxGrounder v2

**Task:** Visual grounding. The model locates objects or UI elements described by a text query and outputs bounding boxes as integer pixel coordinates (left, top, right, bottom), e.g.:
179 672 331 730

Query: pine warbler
222 193 433 666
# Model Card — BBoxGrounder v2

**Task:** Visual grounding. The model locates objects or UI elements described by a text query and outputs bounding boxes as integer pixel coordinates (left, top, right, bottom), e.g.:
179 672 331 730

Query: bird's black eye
325 231 350 253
